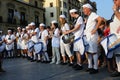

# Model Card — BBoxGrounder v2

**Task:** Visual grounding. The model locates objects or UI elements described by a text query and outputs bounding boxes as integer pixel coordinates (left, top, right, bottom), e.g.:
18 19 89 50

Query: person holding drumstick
110 0 120 77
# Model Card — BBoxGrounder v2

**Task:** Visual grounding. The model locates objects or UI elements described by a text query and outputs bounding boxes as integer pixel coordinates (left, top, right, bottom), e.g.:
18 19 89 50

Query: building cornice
14 0 45 11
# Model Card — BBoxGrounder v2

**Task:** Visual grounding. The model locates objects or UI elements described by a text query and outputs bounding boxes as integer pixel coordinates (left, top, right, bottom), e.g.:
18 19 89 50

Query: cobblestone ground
0 58 120 80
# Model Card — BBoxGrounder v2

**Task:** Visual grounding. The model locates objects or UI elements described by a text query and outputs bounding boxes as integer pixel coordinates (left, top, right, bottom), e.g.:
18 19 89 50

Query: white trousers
87 53 98 69
60 40 72 57
51 47 60 63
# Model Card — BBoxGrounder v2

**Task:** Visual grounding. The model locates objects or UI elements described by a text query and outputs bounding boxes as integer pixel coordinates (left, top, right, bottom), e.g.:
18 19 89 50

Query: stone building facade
0 0 45 34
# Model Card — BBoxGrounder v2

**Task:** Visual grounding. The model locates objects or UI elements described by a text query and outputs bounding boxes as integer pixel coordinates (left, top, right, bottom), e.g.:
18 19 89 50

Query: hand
91 29 97 35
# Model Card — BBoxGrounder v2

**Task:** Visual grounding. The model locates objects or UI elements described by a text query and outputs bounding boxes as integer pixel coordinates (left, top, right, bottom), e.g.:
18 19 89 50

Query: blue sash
74 37 81 43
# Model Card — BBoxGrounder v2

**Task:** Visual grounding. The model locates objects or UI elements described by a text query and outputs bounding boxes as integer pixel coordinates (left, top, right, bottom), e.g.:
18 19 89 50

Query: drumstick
109 38 120 48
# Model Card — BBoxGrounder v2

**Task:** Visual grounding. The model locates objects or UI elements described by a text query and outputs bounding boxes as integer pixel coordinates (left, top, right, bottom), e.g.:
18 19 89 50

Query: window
60 11 62 15
8 9 14 23
0 16 3 22
35 15 39 23
50 2 53 7
64 11 67 18
50 12 54 17
35 1 38 7
35 15 39 27
60 1 61 7
63 2 67 8
20 12 25 25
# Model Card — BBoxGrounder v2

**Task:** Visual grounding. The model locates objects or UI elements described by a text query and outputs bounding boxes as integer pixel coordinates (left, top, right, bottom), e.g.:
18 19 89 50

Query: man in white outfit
16 27 22 57
110 0 120 77
29 22 40 62
82 3 103 74
39 23 50 63
65 9 85 70
5 30 16 58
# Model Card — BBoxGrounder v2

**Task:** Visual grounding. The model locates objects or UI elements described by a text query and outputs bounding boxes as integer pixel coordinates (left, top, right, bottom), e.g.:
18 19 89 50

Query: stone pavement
0 58 120 80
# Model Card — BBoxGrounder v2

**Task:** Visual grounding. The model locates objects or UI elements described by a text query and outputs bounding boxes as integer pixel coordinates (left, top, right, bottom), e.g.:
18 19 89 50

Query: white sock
33 52 36 60
87 54 93 68
45 52 50 61
38 54 41 60
93 53 98 70
8 51 10 57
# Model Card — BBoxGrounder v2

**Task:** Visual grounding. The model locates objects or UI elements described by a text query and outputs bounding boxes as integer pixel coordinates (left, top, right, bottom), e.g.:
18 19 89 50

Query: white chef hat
22 28 25 31
26 26 29 29
8 30 12 32
17 27 21 30
39 23 45 27
69 9 78 13
51 20 58 24
59 14 66 18
30 22 35 26
82 3 93 9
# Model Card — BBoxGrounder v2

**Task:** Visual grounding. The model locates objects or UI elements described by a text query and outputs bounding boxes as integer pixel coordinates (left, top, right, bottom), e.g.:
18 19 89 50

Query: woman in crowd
50 20 61 64
59 15 73 65
21 28 29 58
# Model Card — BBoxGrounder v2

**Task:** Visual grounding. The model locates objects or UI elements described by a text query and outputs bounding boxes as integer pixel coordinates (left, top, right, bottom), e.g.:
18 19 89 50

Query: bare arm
91 16 103 34
64 24 81 34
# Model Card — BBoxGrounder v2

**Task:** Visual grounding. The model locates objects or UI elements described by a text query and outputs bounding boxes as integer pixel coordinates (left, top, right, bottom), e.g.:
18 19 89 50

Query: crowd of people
0 0 120 77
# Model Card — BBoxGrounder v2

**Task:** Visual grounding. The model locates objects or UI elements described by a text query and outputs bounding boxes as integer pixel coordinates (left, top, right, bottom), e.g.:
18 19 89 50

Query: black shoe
68 63 74 66
31 60 36 62
60 62 67 65
85 68 93 72
110 71 120 77
0 69 6 72
72 64 78 68
27 57 31 60
45 61 50 63
41 61 47 63
89 69 98 74
36 60 41 63
74 65 83 70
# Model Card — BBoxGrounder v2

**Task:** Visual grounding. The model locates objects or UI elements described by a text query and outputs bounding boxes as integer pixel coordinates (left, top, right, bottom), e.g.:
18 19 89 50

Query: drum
0 43 5 53
62 33 75 44
100 34 120 58
6 43 13 51
26 40 34 52
34 42 43 54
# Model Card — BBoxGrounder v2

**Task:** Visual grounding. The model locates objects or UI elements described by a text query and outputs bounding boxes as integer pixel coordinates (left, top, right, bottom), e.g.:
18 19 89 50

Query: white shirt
61 23 70 33
5 34 15 44
31 28 39 43
21 33 28 40
40 29 48 44
52 28 60 47
16 32 22 42
16 32 21 38
84 12 99 41
74 16 85 39
61 23 70 43
110 16 120 38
